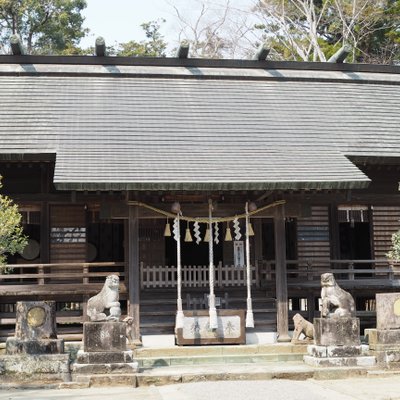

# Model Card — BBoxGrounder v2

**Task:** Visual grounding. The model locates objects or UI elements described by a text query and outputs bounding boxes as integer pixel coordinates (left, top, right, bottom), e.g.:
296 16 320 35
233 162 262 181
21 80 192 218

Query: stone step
134 343 307 358
136 352 305 369
134 362 374 387
72 362 139 374
71 373 137 387
76 349 134 364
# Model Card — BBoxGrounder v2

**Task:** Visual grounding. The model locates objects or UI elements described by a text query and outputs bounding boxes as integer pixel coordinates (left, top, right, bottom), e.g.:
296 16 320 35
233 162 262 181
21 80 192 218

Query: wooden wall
49 204 87 264
372 206 400 260
139 219 165 266
297 206 331 262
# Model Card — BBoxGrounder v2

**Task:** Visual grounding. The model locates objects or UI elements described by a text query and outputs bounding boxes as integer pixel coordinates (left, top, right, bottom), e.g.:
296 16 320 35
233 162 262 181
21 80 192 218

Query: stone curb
3 365 400 389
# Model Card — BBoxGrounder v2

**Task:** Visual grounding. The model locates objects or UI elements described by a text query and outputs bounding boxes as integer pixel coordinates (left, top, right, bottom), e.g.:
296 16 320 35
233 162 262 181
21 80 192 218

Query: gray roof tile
0 64 399 190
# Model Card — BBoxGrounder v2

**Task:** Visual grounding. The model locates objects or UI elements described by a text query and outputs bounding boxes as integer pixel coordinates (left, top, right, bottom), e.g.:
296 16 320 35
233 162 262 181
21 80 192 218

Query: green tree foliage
254 0 400 64
0 0 87 55
113 20 167 57
387 230 400 261
0 182 27 273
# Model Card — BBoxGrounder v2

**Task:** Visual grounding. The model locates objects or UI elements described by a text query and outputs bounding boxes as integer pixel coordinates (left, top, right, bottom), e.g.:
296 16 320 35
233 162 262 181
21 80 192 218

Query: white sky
80 0 255 52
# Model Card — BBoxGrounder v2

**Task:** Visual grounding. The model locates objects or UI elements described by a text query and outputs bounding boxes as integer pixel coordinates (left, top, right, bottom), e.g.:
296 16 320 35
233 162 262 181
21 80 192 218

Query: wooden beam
10 35 25 56
128 204 141 343
328 44 352 63
176 40 190 59
253 42 270 61
274 204 290 342
95 36 106 57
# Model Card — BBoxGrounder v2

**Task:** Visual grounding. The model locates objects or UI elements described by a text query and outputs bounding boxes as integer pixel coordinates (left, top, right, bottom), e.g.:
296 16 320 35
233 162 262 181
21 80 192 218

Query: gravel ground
1 377 400 400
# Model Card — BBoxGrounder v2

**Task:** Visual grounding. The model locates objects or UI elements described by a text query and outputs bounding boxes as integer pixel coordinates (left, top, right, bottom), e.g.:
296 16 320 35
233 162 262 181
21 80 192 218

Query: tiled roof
0 58 399 190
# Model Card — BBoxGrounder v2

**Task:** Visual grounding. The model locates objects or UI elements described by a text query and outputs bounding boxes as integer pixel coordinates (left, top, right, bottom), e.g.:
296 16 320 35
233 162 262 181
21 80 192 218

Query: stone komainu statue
291 313 314 342
87 274 121 321
320 273 356 318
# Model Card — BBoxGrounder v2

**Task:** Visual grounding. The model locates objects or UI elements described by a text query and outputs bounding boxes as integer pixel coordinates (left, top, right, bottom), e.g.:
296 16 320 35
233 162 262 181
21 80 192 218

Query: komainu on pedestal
87 274 121 321
304 273 375 368
72 275 138 386
291 313 314 344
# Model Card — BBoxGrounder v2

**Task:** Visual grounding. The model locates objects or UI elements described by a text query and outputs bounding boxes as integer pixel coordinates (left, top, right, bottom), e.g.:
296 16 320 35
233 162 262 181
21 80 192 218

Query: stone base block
307 345 362 358
6 337 64 355
314 317 360 346
0 353 70 382
304 355 376 368
72 362 138 375
376 293 400 330
365 328 400 348
15 301 57 341
87 374 137 387
373 349 400 368
83 321 126 352
76 349 133 364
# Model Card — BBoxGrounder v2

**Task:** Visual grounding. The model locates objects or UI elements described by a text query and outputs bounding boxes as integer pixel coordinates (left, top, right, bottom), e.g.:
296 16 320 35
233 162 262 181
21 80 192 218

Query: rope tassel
184 221 193 242
225 222 232 241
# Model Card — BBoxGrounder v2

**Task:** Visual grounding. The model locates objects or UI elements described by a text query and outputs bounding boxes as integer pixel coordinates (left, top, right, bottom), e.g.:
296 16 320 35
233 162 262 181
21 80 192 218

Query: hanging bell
164 219 171 237
248 221 255 236
184 221 193 242
225 222 232 241
204 225 211 242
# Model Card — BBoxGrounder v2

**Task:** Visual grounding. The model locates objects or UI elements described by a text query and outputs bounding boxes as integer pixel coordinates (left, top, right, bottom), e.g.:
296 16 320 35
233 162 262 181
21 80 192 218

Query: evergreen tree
0 0 87 55
0 181 27 273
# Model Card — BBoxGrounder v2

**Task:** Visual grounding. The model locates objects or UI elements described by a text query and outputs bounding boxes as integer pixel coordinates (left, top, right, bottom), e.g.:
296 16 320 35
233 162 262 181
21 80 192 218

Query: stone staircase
133 343 307 370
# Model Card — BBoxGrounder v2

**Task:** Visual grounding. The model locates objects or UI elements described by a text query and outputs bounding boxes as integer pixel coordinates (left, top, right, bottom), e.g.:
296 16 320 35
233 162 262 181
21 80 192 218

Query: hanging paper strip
233 217 241 240
193 221 201 244
214 222 219 244
173 217 179 242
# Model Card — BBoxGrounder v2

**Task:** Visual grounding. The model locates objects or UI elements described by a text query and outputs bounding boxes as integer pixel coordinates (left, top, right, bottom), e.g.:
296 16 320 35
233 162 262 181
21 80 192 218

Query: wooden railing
0 262 126 296
140 262 258 289
1 259 398 293
258 259 400 288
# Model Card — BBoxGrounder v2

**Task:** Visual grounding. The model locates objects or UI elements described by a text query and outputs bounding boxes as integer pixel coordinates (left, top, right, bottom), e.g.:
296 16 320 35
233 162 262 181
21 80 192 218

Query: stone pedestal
2 301 70 383
366 293 400 368
366 328 400 368
314 317 360 346
83 321 127 352
6 300 64 355
73 321 138 386
376 293 400 330
304 318 375 368
6 337 64 355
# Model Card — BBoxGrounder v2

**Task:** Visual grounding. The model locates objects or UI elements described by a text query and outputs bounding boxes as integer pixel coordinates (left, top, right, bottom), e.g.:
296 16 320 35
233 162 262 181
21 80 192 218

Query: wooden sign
234 241 244 268
176 309 245 345
50 227 86 244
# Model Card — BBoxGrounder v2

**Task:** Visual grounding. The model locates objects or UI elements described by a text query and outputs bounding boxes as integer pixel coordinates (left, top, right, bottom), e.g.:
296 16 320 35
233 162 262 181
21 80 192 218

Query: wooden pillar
274 204 290 342
254 219 263 262
40 202 49 263
40 163 50 264
128 205 141 343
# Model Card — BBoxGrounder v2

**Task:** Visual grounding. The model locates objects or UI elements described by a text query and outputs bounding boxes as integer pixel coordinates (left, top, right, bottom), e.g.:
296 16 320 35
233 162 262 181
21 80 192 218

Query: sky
79 0 254 52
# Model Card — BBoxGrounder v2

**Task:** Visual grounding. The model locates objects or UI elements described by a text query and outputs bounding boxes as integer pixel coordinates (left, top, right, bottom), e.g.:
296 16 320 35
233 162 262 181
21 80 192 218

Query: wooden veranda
0 258 398 340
